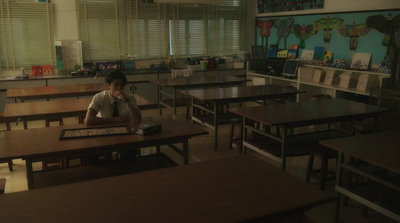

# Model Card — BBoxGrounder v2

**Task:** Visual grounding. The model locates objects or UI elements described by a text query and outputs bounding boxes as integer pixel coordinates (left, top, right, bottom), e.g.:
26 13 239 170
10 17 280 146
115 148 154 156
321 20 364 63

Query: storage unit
247 62 390 102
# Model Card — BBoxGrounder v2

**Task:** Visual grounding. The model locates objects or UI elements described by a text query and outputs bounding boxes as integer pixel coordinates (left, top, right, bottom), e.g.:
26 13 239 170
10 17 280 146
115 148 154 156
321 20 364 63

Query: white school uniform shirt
88 90 138 118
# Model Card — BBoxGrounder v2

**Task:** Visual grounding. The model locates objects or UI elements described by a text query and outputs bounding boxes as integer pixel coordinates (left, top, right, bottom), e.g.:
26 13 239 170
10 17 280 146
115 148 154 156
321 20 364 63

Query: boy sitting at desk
84 71 142 162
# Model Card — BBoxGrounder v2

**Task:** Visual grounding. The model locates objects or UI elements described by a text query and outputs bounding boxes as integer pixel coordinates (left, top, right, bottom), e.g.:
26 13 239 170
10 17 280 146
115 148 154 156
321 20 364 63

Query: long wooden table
181 84 305 150
4 94 152 129
6 83 107 102
320 130 400 222
229 98 389 171
0 117 208 189
150 75 249 115
0 155 334 222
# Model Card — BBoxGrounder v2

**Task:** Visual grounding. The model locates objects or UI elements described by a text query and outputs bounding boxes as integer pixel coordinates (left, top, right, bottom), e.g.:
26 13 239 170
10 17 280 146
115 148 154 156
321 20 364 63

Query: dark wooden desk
4 94 152 129
6 83 107 102
181 85 304 150
229 98 389 170
0 117 208 189
320 130 400 222
0 155 333 222
150 75 249 115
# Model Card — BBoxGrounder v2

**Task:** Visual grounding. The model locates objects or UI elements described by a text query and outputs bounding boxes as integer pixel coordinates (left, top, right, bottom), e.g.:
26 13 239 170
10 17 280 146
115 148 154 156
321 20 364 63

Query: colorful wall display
255 9 400 66
258 0 324 14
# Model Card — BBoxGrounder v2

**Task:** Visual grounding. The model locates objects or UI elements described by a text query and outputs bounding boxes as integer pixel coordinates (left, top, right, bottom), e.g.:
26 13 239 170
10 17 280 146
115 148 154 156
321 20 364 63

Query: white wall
52 0 78 41
239 0 257 55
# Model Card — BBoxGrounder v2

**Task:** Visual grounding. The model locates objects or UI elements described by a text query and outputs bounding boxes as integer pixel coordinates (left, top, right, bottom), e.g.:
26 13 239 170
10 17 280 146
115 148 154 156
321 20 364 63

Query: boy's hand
116 90 127 101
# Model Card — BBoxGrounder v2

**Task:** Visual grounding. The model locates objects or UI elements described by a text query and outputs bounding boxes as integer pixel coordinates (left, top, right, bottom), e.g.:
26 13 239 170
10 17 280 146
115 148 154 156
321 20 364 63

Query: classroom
0 0 399 222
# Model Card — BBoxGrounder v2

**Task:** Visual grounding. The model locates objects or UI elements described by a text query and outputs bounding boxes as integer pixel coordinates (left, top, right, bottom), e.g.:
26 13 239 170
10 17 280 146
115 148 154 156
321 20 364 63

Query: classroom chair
304 93 336 190
229 118 243 153
0 113 13 171
305 144 337 190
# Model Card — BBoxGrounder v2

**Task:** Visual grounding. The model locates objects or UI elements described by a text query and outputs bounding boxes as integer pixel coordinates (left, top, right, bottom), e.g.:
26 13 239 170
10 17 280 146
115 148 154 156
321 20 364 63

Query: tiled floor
0 106 396 223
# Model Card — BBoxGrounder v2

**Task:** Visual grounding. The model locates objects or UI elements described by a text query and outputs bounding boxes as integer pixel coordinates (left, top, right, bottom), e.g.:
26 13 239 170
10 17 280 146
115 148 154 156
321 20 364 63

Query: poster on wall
255 9 400 72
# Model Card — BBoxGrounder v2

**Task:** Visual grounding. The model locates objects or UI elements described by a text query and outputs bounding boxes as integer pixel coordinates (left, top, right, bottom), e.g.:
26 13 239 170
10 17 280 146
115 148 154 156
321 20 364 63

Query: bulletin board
255 9 400 66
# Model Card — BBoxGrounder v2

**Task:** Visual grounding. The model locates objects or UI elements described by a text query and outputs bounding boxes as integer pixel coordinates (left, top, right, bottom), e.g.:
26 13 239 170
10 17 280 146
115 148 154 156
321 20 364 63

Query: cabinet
55 40 83 71
126 73 158 103
47 77 104 86
247 62 391 102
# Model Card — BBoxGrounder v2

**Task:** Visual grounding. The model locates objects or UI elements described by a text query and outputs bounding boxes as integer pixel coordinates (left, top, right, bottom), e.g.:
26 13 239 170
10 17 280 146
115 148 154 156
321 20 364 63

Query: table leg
159 86 163 116
25 160 34 189
242 118 247 154
173 89 176 115
183 139 189 164
23 119 28 129
334 151 344 222
372 114 379 131
213 102 218 151
281 126 287 171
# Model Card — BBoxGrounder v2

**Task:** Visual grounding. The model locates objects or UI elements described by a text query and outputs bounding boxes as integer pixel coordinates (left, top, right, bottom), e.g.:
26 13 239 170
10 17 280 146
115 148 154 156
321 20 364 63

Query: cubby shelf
247 62 391 101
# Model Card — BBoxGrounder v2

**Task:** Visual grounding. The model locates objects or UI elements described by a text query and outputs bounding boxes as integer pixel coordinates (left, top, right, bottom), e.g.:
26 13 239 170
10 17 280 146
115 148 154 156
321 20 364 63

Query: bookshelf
247 62 391 102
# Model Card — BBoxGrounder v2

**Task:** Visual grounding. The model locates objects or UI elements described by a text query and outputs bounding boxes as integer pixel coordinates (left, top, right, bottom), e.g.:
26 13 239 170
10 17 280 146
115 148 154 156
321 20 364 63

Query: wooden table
0 117 208 189
320 130 400 222
4 94 152 129
229 98 389 171
6 83 107 102
150 75 249 115
181 85 304 150
0 155 334 222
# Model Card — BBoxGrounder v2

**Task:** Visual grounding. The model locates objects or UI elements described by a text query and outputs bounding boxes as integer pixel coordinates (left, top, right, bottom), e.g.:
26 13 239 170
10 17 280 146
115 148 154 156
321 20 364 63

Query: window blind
129 1 167 59
211 0 240 56
169 4 205 57
78 0 127 61
168 0 240 57
78 0 240 61
0 1 54 69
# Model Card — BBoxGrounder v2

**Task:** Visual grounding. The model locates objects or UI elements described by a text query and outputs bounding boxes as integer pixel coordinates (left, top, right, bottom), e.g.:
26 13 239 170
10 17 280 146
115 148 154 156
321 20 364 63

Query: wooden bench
32 153 177 189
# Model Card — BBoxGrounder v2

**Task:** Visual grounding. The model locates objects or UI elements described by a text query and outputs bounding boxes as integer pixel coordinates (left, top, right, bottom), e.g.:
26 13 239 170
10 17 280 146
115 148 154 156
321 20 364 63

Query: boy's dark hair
106 71 127 85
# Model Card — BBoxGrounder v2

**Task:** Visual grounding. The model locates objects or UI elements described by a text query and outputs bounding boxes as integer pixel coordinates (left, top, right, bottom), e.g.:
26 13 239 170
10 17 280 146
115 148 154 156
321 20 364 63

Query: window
129 1 168 59
0 1 54 69
78 0 241 61
215 0 240 56
169 4 206 57
169 0 241 57
78 0 128 61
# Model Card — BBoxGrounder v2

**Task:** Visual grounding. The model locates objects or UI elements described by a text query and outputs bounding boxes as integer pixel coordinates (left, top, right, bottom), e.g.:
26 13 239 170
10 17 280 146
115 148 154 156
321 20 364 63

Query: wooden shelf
303 64 390 77
299 81 371 96
247 72 298 83
247 61 391 101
